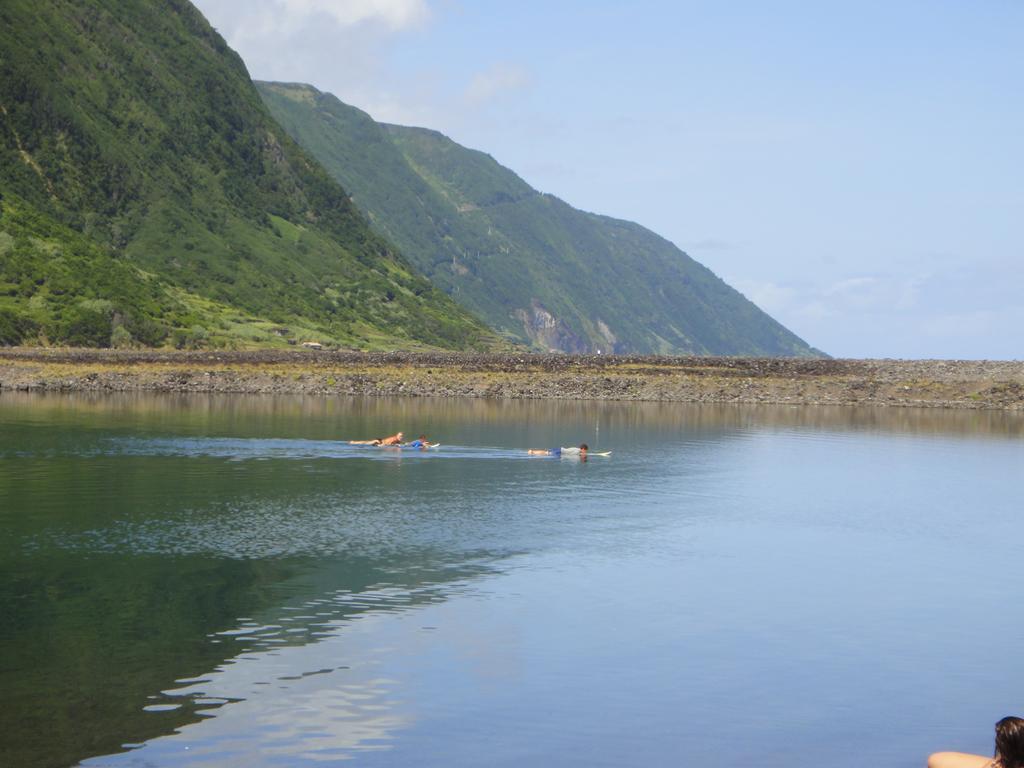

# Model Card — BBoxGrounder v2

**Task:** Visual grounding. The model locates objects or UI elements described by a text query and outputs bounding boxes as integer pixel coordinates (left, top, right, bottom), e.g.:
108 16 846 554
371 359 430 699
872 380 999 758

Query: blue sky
194 0 1022 359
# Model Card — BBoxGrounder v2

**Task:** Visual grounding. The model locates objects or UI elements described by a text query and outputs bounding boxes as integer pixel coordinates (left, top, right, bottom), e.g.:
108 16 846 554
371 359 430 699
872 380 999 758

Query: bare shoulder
927 752 996 768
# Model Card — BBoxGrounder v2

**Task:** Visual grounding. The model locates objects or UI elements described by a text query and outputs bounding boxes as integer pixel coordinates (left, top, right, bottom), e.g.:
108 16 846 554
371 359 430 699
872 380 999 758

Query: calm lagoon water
1 392 1022 767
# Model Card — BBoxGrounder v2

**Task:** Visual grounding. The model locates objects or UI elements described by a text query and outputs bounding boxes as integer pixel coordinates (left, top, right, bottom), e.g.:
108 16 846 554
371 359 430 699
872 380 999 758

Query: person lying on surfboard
349 431 403 446
405 434 437 449
528 443 588 458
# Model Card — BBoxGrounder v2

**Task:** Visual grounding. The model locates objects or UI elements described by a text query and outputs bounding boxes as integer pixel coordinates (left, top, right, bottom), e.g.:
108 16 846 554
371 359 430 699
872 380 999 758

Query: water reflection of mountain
0 398 530 766
0 548 506 768
2 392 1021 766
3 391 1021 442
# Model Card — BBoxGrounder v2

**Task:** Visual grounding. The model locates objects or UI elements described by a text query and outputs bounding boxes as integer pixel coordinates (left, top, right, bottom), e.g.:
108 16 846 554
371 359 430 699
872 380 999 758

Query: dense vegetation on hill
0 0 495 349
258 82 820 356
0 193 176 347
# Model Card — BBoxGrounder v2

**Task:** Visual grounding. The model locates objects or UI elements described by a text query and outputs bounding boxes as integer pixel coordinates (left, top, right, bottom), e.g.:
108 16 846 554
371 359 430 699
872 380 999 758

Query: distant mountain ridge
0 0 494 350
258 81 821 356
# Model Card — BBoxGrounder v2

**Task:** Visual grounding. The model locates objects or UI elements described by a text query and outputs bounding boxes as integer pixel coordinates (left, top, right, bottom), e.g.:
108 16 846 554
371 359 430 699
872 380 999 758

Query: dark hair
996 717 1024 768
580 443 589 451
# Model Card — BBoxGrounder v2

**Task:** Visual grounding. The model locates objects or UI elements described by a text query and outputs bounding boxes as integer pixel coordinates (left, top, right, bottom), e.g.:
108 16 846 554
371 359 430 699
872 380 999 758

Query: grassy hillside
0 193 175 347
0 0 495 349
258 81 821 356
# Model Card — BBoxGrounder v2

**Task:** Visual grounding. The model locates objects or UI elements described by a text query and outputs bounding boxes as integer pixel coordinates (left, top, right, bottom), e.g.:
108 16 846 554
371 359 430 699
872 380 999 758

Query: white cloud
196 0 430 62
683 238 735 252
824 276 878 297
206 0 429 38
734 273 929 350
464 64 529 105
815 274 927 313
796 300 830 322
921 310 1000 340
732 266 1024 358
194 0 528 134
894 275 925 311
733 279 795 316
281 0 429 29
353 90 444 126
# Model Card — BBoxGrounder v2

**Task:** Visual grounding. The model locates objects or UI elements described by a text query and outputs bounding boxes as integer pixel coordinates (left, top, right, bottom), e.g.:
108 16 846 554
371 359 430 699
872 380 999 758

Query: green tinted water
1 393 1022 767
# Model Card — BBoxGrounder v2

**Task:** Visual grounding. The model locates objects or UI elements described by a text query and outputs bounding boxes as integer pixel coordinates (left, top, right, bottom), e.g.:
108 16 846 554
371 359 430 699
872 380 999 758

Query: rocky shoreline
1 349 1022 410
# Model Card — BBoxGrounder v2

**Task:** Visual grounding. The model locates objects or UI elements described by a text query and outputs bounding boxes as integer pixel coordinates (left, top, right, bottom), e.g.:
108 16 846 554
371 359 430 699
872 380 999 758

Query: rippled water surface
1 392 1022 767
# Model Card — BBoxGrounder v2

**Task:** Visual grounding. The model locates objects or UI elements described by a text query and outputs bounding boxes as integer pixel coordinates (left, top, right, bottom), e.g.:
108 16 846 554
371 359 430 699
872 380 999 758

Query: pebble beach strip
1 349 1022 410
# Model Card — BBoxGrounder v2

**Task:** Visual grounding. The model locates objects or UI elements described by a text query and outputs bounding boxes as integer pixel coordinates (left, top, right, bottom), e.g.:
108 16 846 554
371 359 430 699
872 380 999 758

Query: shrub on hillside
110 325 134 348
0 308 39 345
52 305 113 347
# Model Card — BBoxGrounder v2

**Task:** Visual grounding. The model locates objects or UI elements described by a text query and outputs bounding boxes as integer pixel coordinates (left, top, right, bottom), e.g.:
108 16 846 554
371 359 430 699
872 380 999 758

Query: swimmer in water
928 716 1024 768
349 431 403 446
405 434 436 449
527 443 588 458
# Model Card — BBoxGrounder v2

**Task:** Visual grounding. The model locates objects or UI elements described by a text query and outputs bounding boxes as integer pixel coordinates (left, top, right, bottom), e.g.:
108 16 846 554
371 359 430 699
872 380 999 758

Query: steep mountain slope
258 81 820 356
0 0 494 349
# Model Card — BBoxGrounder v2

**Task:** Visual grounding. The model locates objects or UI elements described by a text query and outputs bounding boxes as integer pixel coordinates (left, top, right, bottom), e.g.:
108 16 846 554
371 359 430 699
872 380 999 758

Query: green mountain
0 0 495 350
258 82 820 356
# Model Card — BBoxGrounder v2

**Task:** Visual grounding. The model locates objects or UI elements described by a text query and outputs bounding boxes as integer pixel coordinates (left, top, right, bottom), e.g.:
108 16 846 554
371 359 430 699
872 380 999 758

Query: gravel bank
1 349 1022 409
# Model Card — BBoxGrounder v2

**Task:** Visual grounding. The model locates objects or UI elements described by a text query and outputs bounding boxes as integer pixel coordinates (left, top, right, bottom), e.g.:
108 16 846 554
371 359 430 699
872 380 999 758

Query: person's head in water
996 717 1024 768
579 443 588 453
